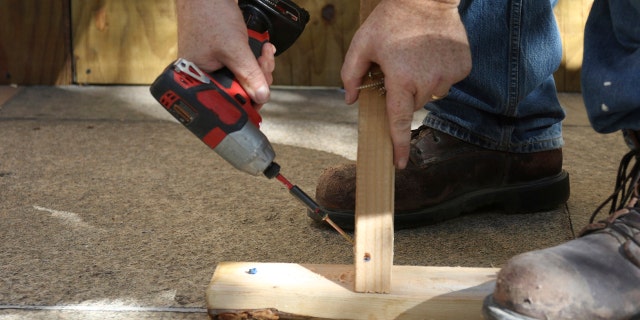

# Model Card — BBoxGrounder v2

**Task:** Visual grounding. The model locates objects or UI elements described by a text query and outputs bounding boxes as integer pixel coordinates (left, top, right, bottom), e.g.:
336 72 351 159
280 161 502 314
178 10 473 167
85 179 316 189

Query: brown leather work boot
312 126 570 229
483 144 640 320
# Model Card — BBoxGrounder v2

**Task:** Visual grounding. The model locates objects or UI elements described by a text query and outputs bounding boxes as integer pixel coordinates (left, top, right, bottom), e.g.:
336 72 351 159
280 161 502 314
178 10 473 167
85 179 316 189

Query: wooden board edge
0 86 22 108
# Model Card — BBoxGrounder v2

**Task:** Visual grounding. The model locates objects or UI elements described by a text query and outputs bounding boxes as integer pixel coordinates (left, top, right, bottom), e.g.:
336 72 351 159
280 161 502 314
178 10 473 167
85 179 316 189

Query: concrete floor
0 86 628 319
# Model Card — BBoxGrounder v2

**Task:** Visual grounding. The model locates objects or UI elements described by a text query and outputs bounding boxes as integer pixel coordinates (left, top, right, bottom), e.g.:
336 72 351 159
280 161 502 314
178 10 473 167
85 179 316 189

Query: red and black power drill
150 0 352 243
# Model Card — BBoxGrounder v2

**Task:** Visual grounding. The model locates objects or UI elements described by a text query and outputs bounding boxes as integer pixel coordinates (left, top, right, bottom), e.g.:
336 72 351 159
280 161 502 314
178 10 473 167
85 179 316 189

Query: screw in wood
356 71 385 95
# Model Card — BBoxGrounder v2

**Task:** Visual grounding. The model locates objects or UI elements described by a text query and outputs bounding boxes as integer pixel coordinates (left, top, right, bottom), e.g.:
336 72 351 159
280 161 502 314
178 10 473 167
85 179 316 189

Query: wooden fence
0 0 591 91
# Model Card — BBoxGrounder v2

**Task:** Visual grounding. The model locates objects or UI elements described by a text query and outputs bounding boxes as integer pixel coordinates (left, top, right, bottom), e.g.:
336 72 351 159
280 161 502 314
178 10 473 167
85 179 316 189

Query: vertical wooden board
553 0 593 92
72 0 177 84
354 0 394 293
273 0 359 87
355 84 395 293
0 0 72 85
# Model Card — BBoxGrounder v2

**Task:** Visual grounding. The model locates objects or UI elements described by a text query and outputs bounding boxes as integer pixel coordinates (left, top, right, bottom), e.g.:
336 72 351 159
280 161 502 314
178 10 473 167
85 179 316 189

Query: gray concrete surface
0 86 627 319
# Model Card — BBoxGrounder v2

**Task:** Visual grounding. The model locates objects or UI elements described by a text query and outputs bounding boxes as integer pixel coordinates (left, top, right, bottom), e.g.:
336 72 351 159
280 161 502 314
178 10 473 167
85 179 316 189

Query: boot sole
308 170 570 230
482 295 538 320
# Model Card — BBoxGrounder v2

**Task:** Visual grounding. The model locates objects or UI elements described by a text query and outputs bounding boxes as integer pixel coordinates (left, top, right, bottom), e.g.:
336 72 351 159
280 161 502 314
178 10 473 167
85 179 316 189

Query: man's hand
342 0 472 169
177 0 276 108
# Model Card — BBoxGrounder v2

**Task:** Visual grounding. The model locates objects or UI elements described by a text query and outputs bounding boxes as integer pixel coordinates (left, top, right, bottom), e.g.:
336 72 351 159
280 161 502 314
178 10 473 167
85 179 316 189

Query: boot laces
584 148 640 245
589 148 640 222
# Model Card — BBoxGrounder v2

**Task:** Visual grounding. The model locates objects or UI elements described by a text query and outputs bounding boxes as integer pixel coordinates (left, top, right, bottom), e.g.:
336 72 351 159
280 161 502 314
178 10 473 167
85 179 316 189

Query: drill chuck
213 121 275 176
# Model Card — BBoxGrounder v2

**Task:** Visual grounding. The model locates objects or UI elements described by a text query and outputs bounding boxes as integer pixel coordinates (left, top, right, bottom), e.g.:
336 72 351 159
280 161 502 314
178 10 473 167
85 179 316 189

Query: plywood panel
0 0 72 85
72 0 177 84
65 0 590 89
70 0 357 86
273 0 359 87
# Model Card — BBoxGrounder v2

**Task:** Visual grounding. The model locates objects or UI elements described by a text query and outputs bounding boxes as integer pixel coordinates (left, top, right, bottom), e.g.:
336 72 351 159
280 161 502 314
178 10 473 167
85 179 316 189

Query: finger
253 44 276 111
258 43 276 85
224 42 271 105
411 74 452 110
341 38 372 105
427 79 452 103
384 83 416 169
429 88 451 102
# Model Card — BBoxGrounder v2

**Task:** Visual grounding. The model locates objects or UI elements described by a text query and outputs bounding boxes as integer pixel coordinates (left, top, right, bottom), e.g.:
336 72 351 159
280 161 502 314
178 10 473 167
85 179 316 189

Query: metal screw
357 71 386 95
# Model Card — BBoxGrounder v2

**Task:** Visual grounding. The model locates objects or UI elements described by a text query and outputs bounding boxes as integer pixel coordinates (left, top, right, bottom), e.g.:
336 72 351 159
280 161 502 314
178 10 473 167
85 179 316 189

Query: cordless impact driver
149 0 352 243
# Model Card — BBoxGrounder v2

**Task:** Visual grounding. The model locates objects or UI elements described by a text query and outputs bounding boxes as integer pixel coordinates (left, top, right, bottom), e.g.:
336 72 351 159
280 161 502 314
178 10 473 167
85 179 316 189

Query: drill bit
275 173 354 245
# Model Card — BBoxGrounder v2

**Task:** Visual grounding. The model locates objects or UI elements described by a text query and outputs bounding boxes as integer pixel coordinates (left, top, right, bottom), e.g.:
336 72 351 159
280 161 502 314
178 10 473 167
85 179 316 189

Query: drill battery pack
240 0 310 55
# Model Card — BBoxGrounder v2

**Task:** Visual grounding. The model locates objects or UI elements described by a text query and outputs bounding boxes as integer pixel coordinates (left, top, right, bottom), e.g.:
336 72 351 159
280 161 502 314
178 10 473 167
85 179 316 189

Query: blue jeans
423 0 565 153
582 0 640 133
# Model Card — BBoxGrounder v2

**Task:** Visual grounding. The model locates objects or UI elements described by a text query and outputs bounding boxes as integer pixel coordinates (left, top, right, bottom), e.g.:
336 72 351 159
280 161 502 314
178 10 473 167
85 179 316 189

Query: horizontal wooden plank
206 262 498 319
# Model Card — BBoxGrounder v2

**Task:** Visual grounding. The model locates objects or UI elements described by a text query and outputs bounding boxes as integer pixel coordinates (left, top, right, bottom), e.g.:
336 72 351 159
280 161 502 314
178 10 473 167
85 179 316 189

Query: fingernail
255 85 270 104
396 157 408 169
344 91 355 104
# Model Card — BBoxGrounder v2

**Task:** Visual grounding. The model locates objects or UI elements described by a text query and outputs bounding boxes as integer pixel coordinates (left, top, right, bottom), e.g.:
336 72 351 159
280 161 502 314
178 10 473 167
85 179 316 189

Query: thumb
385 84 415 169
225 45 271 105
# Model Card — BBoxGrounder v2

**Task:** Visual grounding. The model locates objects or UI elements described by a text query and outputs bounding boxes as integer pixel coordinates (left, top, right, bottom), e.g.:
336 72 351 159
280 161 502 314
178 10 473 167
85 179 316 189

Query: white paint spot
33 205 96 230
601 103 610 112
604 81 612 86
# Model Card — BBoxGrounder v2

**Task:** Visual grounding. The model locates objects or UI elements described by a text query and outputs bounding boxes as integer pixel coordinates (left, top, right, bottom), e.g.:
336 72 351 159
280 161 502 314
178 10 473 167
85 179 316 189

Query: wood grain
2 0 593 88
0 0 72 85
553 0 593 92
206 262 498 320
273 0 359 87
70 0 357 86
71 0 177 84
353 0 395 294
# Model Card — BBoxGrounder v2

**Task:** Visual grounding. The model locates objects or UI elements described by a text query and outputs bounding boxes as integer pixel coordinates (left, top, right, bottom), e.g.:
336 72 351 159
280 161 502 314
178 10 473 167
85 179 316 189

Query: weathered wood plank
0 0 72 85
206 262 498 320
353 0 394 294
